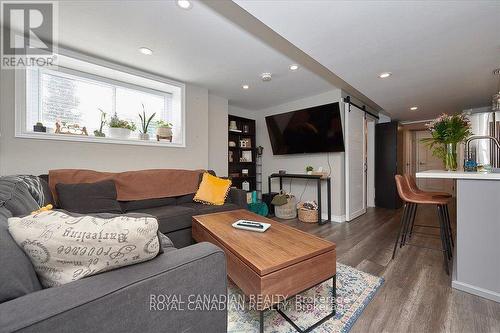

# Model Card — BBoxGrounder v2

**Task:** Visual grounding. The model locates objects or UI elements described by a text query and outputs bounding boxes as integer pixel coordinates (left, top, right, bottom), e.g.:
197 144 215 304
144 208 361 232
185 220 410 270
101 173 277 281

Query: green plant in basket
421 113 472 171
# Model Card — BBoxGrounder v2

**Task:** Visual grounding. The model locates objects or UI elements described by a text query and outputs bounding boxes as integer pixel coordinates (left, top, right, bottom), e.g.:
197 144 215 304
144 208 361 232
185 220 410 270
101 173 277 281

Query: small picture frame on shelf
239 138 252 148
240 151 252 162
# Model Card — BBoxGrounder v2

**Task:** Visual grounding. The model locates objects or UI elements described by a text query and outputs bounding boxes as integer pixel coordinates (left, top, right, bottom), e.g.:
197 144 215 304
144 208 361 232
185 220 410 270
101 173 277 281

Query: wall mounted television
265 102 345 155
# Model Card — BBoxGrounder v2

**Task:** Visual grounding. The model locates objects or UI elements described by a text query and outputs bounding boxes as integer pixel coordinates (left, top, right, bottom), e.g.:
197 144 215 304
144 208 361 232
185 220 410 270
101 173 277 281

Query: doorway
345 103 376 221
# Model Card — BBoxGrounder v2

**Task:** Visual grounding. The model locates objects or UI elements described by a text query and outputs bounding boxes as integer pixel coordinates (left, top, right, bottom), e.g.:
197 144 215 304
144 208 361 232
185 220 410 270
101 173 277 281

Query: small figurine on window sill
33 122 46 133
55 121 88 136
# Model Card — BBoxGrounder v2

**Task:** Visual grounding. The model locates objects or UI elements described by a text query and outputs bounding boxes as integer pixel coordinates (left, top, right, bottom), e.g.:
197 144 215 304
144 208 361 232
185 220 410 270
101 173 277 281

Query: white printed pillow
8 210 161 288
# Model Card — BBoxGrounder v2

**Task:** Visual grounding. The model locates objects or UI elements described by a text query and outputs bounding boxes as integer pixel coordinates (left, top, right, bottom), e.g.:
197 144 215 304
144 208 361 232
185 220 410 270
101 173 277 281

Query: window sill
15 131 186 148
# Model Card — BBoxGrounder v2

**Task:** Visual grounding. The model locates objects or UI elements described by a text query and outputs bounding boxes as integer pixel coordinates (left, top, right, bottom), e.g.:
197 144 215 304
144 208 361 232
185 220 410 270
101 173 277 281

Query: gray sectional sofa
0 173 246 332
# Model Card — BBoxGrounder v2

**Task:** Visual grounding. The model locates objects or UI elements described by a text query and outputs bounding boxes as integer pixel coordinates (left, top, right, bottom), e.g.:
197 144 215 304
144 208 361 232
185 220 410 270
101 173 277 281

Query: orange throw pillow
194 173 232 205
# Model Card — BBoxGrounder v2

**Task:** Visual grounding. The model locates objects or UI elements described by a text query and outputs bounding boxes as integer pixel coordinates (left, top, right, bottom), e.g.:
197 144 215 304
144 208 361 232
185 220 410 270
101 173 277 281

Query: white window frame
15 48 186 148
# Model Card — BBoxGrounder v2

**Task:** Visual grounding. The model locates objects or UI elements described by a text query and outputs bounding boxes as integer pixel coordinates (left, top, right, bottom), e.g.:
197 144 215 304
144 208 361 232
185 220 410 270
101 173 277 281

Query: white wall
0 68 228 175
236 89 348 222
208 94 229 176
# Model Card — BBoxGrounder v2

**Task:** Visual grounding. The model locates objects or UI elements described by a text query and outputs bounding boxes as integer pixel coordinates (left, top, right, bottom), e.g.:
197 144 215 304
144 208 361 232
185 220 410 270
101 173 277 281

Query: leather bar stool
392 175 452 275
404 174 454 248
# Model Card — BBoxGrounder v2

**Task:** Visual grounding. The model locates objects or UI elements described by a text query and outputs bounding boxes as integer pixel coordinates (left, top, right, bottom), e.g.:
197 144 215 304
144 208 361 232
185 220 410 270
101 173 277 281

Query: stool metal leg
393 203 409 259
437 205 450 275
401 203 416 247
438 205 452 260
444 205 454 248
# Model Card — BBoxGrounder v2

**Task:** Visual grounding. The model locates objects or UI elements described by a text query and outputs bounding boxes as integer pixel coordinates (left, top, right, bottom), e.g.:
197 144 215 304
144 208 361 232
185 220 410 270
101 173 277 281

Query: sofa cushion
179 202 240 215
56 180 122 214
0 176 41 216
193 173 232 206
0 207 42 303
175 193 195 205
8 210 161 288
130 205 196 234
120 197 176 212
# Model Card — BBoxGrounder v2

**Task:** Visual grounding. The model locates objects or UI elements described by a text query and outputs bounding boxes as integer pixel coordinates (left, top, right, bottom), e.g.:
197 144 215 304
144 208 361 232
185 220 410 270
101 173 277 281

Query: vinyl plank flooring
275 204 500 333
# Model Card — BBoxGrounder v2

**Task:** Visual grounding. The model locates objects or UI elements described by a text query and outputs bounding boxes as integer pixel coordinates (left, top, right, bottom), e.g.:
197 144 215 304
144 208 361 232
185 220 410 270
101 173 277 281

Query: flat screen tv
265 102 344 155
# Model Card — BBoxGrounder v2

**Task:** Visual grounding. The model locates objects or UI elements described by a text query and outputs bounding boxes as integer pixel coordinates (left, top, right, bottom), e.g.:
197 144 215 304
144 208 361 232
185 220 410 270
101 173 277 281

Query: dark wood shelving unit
228 115 256 192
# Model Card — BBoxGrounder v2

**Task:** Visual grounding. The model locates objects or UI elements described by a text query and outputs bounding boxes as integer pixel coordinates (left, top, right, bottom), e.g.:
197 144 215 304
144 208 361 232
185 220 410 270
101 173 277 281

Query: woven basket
274 196 297 219
297 207 318 223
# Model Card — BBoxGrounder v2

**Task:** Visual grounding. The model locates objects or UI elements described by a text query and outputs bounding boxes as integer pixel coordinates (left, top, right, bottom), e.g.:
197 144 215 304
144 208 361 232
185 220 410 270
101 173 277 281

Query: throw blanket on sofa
49 169 205 202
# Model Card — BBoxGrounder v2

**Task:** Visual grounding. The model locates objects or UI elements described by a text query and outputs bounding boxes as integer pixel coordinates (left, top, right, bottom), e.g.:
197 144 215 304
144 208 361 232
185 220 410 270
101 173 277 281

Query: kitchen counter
416 170 500 303
417 170 500 180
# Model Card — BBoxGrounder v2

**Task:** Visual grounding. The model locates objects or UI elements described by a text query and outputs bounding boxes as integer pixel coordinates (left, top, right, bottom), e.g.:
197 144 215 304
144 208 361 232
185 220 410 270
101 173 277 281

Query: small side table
268 173 331 224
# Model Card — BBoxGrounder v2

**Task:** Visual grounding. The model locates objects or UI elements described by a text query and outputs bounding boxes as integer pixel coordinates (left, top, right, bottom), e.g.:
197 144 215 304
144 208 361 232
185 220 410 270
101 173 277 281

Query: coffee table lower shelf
258 275 336 333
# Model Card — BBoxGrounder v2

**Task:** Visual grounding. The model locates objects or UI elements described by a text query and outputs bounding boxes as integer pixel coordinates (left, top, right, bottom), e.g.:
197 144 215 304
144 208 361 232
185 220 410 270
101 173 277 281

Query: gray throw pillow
0 176 40 216
0 207 42 303
56 180 122 214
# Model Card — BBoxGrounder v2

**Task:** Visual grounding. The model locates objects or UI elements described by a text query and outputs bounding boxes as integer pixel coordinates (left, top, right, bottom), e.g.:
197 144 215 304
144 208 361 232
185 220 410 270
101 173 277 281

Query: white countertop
416 170 500 180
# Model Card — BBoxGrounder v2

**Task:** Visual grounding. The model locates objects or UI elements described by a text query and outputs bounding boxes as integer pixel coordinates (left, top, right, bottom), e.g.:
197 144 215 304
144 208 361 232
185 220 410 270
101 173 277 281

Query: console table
268 173 331 224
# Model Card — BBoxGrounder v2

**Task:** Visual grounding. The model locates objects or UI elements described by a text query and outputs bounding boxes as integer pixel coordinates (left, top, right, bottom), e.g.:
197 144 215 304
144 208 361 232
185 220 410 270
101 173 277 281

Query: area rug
228 263 384 333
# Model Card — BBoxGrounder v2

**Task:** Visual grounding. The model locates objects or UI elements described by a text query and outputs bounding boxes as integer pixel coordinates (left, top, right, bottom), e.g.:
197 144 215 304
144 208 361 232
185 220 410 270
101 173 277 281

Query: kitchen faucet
464 135 500 171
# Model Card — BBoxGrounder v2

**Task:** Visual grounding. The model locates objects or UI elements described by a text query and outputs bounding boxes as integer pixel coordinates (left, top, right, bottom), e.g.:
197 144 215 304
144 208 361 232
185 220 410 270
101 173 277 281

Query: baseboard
320 212 345 223
345 209 366 222
452 280 500 303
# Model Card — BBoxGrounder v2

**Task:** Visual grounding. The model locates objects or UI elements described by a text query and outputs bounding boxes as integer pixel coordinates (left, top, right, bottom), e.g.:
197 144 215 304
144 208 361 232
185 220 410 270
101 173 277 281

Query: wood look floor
274 204 500 333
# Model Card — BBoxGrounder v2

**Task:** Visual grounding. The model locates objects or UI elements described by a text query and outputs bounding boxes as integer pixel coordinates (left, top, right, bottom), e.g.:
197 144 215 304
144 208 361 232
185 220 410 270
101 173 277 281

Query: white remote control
232 220 271 233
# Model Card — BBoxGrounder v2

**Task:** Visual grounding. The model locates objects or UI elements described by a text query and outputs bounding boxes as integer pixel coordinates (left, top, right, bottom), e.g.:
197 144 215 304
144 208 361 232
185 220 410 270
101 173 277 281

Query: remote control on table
232 220 271 233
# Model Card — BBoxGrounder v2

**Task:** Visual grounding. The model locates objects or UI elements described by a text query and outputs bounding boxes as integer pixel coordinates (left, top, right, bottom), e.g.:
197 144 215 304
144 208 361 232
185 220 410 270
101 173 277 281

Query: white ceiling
51 0 333 110
235 0 500 121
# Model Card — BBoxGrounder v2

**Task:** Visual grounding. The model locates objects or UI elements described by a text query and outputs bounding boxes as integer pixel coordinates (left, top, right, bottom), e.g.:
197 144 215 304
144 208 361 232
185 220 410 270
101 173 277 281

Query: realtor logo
1 1 58 68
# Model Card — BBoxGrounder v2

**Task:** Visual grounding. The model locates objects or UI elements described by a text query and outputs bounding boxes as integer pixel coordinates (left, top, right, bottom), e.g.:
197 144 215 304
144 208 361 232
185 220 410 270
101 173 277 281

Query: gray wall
208 94 229 176
231 89 347 221
0 68 228 175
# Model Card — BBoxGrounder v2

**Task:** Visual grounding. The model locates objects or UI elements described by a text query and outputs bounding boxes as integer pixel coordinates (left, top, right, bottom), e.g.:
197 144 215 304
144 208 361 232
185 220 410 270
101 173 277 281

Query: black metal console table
268 173 331 225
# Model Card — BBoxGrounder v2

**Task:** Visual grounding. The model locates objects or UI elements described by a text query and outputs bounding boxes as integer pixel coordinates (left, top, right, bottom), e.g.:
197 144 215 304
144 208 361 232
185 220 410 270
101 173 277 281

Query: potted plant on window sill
138 104 156 140
108 112 136 139
156 120 173 142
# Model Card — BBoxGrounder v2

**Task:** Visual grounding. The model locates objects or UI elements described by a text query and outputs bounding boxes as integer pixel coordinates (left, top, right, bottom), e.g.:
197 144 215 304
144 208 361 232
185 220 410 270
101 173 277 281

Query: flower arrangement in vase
108 112 136 139
422 113 472 171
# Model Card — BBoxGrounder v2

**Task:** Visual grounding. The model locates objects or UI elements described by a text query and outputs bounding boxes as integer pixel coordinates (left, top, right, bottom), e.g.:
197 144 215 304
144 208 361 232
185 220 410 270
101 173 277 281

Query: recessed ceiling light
410 106 418 111
138 47 153 55
261 73 272 81
289 64 299 71
242 84 249 90
176 0 192 9
378 72 392 78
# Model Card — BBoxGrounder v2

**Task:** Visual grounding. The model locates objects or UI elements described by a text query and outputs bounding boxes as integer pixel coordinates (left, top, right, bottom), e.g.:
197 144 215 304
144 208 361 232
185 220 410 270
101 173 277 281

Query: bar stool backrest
395 175 412 202
404 174 420 193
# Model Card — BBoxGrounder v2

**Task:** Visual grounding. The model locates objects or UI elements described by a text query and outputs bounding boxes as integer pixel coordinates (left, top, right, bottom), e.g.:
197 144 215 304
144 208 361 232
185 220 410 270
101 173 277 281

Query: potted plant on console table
108 112 136 139
422 113 472 171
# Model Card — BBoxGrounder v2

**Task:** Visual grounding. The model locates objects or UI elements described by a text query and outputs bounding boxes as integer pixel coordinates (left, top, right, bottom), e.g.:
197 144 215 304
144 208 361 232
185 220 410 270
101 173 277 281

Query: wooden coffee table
192 209 336 333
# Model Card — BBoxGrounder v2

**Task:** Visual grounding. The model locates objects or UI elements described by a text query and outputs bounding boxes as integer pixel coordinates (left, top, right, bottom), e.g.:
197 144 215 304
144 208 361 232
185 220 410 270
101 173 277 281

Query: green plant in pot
421 113 472 171
93 109 106 137
305 166 314 175
138 104 156 140
156 120 173 142
108 112 136 139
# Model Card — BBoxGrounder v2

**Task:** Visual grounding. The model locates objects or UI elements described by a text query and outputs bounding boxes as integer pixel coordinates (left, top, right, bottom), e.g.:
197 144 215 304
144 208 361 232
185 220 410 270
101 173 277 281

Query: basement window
16 53 185 147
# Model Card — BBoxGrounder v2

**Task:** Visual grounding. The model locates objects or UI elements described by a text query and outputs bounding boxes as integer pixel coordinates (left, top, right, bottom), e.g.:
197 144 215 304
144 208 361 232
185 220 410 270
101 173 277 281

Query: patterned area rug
228 263 384 333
